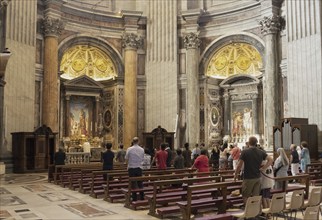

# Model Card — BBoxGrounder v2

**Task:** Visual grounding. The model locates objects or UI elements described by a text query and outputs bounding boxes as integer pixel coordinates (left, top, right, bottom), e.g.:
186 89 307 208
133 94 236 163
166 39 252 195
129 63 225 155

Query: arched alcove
200 34 265 76
58 36 124 79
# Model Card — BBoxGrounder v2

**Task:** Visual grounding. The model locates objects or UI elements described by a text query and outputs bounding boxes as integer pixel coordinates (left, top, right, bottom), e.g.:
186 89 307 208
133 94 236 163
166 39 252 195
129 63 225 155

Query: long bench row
48 163 311 220
306 162 322 186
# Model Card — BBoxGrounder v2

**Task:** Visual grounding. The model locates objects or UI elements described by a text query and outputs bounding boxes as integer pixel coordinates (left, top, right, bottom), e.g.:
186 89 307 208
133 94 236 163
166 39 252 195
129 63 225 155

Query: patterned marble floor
0 173 319 220
0 173 156 220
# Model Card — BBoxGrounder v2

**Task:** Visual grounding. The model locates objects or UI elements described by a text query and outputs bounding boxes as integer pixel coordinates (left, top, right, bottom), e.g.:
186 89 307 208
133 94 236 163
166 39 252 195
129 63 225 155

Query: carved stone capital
184 32 201 49
42 16 64 37
259 15 285 35
223 92 230 100
121 33 143 50
0 0 10 8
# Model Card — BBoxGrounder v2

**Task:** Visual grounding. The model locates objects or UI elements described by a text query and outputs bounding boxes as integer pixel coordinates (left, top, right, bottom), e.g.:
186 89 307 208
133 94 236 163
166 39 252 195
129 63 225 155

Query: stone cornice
259 15 285 35
121 33 143 50
42 16 65 37
184 32 201 49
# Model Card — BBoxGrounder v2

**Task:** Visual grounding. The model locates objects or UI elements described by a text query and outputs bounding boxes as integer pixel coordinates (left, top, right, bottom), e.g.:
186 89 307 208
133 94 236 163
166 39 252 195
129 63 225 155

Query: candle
228 120 230 130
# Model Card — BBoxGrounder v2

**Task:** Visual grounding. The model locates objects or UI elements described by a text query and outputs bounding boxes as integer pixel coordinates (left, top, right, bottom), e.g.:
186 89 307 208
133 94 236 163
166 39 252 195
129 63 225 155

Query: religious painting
231 101 253 139
103 109 112 128
210 107 220 126
69 96 93 137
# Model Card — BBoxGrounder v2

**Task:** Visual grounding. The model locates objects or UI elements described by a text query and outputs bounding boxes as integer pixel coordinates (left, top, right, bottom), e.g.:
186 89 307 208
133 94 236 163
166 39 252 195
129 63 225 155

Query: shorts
260 188 271 199
242 178 261 198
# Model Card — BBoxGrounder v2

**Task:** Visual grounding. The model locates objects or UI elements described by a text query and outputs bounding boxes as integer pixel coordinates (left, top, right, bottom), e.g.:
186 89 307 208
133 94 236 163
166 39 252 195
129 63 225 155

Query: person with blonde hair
274 148 290 189
289 144 300 177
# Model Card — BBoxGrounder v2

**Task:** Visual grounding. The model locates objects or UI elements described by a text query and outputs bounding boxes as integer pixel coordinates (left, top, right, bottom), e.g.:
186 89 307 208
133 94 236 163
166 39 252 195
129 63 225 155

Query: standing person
173 149 184 169
230 143 241 170
182 143 192 168
101 143 115 181
274 148 289 189
165 143 172 168
210 145 220 170
191 143 201 163
300 141 311 173
54 147 66 165
115 144 126 163
125 137 145 201
151 143 168 170
289 144 300 176
234 136 273 204
219 146 229 170
142 148 151 170
191 149 209 173
260 159 274 209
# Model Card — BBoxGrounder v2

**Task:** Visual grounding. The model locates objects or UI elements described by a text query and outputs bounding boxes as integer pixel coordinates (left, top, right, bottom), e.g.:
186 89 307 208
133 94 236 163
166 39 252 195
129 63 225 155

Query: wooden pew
123 171 225 210
52 163 102 185
68 168 103 190
102 168 197 201
306 163 322 186
271 174 310 199
79 168 129 194
48 164 55 182
192 174 311 220
177 181 243 220
147 176 222 218
88 169 128 197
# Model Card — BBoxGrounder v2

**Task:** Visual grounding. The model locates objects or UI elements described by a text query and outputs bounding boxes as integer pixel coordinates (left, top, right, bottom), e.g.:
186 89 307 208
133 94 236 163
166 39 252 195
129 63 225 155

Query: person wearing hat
125 137 145 201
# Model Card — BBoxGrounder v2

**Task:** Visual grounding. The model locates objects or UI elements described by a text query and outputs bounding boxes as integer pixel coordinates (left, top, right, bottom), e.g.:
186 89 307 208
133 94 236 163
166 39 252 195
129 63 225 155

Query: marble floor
0 173 156 220
0 173 320 220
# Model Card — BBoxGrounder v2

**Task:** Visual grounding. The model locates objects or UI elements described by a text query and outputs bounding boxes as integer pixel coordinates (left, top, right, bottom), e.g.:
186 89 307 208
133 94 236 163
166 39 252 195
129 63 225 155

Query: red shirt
155 150 168 169
193 155 209 172
231 147 241 160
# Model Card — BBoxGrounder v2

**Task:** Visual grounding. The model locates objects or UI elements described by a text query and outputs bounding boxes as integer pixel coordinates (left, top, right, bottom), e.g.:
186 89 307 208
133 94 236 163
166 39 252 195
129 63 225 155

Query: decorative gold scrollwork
206 43 263 79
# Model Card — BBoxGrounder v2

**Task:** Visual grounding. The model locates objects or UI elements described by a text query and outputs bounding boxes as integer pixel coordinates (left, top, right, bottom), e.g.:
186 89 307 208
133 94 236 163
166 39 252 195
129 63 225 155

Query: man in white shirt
191 143 201 161
125 137 145 201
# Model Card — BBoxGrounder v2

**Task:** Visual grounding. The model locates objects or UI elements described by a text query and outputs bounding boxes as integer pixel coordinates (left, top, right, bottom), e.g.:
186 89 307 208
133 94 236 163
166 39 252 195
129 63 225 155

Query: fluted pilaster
184 32 200 147
122 32 142 148
42 16 64 132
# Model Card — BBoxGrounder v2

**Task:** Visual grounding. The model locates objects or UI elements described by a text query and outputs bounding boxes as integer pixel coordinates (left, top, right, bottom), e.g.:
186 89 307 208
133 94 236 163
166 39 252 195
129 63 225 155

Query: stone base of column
0 151 13 173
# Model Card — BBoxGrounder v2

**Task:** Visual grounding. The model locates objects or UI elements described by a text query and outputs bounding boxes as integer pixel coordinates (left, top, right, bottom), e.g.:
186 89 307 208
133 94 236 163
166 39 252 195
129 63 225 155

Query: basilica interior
0 0 321 171
0 0 322 220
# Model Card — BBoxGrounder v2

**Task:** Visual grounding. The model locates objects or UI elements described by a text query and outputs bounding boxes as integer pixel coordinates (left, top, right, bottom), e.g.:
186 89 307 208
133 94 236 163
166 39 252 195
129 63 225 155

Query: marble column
259 15 284 149
122 33 142 148
223 90 230 135
0 79 6 156
0 0 11 160
184 32 200 146
252 94 259 135
41 16 64 132
64 95 70 136
95 96 100 136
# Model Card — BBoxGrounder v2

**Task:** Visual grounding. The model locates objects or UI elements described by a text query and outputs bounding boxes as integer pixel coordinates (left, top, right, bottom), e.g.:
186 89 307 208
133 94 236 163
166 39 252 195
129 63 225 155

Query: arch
58 34 124 79
200 32 265 77
219 74 261 87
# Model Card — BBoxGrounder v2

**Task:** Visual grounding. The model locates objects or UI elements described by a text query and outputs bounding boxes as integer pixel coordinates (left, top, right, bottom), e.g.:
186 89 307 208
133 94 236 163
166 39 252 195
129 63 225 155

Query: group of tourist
55 135 312 205
232 136 312 209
